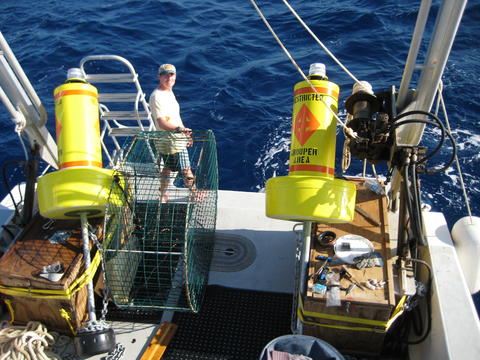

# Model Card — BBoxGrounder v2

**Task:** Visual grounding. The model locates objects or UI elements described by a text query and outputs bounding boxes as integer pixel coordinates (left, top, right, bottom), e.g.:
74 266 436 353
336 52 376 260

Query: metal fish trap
103 130 218 312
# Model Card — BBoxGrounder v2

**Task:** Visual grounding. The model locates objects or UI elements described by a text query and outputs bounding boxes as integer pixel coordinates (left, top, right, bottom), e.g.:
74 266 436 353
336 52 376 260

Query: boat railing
0 31 58 168
79 55 155 167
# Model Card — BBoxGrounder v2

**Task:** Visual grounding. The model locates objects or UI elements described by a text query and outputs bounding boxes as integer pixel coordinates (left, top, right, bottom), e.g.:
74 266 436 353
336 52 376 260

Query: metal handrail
0 32 47 127
0 31 58 168
79 55 155 166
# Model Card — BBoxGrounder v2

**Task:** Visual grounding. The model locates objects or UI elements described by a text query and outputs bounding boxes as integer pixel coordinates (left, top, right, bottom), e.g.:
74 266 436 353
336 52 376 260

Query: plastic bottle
363 178 385 195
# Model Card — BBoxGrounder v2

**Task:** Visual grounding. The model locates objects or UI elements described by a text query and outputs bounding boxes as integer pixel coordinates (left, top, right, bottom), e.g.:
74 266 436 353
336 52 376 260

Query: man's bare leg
183 167 195 189
183 167 208 202
160 167 171 203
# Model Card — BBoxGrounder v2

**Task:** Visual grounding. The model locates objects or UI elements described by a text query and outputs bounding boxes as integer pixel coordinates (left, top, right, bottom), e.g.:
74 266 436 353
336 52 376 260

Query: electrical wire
410 161 426 246
405 258 433 345
392 111 457 174
393 111 446 164
402 163 425 247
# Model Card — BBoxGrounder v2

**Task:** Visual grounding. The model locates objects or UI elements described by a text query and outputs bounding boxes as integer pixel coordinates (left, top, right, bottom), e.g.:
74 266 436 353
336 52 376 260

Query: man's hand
178 127 193 146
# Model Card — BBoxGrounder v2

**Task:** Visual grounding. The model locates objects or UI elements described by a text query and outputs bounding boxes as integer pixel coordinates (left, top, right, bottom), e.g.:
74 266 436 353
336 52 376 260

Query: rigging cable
1 160 24 218
248 0 360 140
280 0 362 86
15 130 29 162
435 81 473 222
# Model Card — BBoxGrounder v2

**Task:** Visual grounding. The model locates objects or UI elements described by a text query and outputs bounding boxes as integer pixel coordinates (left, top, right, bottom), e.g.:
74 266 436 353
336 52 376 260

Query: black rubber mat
101 305 164 323
163 285 293 360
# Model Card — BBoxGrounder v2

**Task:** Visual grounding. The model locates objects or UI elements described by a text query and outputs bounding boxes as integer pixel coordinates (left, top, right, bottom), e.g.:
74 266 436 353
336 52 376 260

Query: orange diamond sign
294 104 319 146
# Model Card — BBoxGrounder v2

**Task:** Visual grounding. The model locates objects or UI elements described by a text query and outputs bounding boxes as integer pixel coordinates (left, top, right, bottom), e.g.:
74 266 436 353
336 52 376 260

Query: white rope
12 107 29 161
280 0 362 86
16 131 29 162
249 0 359 140
0 321 62 360
435 81 473 222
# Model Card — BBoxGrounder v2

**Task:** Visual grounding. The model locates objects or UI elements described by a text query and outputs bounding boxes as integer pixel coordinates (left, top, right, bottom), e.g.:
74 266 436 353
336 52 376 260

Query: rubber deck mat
163 285 293 360
102 306 164 323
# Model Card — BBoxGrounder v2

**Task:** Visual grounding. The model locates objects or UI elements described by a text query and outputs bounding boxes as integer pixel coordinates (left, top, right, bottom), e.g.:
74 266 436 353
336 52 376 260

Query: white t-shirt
149 88 187 154
149 88 184 130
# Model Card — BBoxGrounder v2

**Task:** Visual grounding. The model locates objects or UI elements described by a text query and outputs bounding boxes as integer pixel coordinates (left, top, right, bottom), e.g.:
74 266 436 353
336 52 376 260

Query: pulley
344 82 394 164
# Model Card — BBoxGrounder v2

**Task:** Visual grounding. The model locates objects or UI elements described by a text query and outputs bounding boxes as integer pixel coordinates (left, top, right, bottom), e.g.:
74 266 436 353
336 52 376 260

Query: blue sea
0 0 479 296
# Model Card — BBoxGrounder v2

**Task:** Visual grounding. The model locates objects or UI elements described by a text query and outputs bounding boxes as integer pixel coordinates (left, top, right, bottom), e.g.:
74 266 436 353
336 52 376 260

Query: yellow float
37 68 115 219
266 64 356 222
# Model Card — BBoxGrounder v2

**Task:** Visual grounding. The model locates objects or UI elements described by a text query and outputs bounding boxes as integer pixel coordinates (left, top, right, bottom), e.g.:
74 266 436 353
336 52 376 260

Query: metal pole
390 0 468 197
396 0 468 146
0 31 47 126
80 212 97 323
296 221 312 333
396 0 432 110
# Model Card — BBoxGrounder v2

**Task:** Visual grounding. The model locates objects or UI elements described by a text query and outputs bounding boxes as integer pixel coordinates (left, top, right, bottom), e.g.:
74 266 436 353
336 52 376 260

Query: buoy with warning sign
265 64 356 222
36 69 118 355
36 68 117 220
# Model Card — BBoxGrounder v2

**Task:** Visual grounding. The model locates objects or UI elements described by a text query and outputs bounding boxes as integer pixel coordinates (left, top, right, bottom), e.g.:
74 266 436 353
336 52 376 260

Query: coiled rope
248 0 360 140
0 321 64 360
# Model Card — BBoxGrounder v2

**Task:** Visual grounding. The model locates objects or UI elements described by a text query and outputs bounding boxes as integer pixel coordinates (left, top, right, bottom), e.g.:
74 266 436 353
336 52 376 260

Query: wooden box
300 179 397 356
0 215 102 334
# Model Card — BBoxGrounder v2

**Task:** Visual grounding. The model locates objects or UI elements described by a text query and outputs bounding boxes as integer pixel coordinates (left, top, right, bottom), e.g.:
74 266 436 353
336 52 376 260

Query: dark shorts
161 153 182 172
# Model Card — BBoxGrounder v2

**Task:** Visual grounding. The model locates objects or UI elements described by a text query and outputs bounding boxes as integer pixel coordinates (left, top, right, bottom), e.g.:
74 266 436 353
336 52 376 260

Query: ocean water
0 0 478 285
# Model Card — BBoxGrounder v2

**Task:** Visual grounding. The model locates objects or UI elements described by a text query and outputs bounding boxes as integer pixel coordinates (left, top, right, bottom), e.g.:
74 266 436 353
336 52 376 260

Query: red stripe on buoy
54 89 98 100
289 164 334 175
59 160 102 169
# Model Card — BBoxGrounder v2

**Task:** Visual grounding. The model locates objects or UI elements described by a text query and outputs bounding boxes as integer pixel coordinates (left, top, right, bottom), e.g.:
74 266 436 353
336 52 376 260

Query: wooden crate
301 179 396 356
0 214 102 334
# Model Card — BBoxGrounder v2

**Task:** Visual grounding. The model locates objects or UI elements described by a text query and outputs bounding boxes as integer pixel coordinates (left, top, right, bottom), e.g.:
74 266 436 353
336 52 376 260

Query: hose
392 110 457 174
405 258 433 345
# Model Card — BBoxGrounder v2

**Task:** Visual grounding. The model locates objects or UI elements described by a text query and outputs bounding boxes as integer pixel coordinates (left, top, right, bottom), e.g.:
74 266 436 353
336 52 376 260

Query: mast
390 0 467 194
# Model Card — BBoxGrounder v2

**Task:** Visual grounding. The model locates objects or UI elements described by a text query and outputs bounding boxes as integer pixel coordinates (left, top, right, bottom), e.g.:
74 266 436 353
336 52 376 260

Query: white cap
309 63 326 77
67 68 85 80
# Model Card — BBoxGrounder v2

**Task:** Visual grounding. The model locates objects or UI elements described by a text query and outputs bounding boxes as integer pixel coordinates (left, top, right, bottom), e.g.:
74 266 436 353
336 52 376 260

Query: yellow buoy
266 64 356 222
37 167 116 219
54 69 102 169
37 68 115 219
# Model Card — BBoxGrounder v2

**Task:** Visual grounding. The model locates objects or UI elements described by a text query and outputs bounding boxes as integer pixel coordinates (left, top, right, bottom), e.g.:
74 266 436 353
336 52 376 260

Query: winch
344 82 395 164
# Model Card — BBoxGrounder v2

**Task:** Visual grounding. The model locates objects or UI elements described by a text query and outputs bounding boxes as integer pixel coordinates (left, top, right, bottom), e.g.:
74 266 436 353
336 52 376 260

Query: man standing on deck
149 63 195 203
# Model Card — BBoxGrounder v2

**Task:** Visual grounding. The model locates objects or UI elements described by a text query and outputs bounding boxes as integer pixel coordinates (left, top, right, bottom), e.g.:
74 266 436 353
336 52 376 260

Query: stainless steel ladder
80 55 155 167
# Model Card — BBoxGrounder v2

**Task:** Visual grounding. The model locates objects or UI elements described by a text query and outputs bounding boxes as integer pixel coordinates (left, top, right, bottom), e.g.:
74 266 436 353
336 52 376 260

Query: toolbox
300 179 401 356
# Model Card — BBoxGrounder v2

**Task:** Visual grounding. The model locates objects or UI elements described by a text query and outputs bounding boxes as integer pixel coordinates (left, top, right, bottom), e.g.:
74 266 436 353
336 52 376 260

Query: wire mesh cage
103 130 218 312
